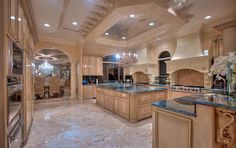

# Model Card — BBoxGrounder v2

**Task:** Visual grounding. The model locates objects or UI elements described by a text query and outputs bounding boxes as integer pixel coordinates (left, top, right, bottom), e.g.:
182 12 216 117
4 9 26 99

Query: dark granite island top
97 83 167 94
152 93 236 117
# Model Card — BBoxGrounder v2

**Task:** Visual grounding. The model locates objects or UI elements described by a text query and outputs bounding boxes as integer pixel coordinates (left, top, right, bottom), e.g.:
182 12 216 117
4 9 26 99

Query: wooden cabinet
96 87 167 122
104 95 113 111
82 55 103 76
113 96 119 114
120 97 129 119
153 109 192 148
83 85 96 99
97 90 104 106
8 0 17 38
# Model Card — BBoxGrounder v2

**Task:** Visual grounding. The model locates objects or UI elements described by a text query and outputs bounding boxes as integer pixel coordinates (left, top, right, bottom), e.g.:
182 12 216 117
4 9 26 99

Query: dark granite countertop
97 83 167 94
152 93 236 117
152 99 196 117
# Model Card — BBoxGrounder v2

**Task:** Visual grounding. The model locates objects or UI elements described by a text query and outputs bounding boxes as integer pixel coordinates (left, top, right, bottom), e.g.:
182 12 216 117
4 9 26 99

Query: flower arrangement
209 52 236 97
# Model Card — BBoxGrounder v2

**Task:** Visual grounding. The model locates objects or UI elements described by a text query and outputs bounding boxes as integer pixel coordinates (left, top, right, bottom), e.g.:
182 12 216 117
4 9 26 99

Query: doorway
34 49 71 101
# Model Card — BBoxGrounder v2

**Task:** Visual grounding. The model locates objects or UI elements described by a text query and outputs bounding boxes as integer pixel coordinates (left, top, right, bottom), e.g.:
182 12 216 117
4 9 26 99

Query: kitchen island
152 93 236 148
96 83 167 122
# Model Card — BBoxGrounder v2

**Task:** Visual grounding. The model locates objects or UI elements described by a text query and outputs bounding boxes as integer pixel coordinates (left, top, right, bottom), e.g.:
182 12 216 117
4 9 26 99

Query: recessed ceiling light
149 22 155 26
129 14 135 18
205 16 211 20
44 23 50 27
156 38 160 40
122 36 126 40
72 21 78 25
105 32 109 35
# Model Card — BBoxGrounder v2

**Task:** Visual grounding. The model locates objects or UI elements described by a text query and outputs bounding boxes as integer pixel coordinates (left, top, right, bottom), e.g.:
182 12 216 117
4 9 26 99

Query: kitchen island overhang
152 94 236 148
96 83 168 123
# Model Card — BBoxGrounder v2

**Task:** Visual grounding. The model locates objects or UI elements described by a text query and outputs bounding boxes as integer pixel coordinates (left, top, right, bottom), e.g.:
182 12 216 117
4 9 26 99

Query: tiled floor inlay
24 99 152 148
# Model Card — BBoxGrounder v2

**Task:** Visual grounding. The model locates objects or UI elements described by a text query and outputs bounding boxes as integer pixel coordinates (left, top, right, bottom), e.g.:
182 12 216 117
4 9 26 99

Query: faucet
214 77 226 94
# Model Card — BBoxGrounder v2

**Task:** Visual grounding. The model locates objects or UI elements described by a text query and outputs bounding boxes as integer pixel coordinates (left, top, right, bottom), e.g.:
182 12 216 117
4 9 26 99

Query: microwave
8 40 23 75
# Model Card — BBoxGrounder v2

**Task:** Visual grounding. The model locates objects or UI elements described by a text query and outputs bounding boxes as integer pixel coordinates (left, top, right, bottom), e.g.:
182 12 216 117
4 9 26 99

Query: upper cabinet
82 55 103 76
9 0 17 38
8 0 30 49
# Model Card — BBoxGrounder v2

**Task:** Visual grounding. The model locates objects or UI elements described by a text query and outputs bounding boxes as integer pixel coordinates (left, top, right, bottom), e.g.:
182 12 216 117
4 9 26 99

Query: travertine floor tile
24 99 152 148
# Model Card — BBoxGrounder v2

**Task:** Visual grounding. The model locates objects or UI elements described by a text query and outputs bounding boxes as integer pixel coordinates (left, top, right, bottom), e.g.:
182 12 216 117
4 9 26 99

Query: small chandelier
38 60 54 74
116 51 138 65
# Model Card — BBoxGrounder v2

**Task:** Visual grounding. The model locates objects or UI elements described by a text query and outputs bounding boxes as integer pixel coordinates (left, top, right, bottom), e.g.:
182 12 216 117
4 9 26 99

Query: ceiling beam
58 0 71 29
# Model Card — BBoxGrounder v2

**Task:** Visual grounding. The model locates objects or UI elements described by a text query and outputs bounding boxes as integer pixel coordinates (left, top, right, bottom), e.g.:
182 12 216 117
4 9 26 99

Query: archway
34 48 71 100
158 51 171 76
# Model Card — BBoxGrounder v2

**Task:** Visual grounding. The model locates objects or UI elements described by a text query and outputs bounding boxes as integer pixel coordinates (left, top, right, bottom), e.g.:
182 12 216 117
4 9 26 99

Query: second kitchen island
96 83 167 122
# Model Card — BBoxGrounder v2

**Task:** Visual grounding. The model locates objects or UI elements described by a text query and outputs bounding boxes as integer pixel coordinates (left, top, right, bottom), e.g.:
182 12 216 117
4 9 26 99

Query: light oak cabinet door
113 96 120 114
96 57 103 75
120 98 129 119
82 56 90 75
8 0 18 39
82 55 103 76
89 56 96 75
83 85 94 99
153 110 192 148
17 5 24 46
104 95 113 111
97 90 104 106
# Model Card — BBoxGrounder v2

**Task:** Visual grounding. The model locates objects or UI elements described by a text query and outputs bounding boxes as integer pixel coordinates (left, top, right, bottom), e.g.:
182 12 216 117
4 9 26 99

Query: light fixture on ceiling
129 14 135 18
116 51 138 65
44 23 50 27
204 16 211 20
122 36 126 40
149 22 155 26
72 21 78 25
38 60 54 74
105 32 109 35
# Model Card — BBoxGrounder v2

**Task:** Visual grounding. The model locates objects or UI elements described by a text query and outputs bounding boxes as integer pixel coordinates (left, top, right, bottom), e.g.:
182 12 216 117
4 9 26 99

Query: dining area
34 76 70 99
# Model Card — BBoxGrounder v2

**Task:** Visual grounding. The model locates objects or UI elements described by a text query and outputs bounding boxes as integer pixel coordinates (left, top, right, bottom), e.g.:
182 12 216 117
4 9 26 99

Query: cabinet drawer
104 95 113 111
138 94 153 104
154 91 167 101
137 104 152 120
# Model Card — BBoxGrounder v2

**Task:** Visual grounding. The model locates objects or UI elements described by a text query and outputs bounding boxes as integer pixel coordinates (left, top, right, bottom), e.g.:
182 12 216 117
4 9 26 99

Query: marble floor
24 99 152 148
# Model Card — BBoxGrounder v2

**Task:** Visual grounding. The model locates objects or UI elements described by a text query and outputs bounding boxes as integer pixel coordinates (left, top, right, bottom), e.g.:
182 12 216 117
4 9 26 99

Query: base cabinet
119 98 129 119
153 109 192 148
96 87 167 122
113 96 119 114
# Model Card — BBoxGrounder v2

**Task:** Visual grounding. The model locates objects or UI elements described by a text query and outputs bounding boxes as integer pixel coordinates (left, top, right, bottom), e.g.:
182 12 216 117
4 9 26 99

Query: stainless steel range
7 75 23 148
170 85 202 93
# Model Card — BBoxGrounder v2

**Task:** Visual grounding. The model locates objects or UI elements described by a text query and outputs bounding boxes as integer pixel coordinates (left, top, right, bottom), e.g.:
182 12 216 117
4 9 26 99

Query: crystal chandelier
38 60 54 74
116 51 138 65
167 0 191 10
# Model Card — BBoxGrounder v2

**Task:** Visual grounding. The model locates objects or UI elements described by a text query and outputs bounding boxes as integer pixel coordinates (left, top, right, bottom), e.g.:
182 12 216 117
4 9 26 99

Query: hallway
24 99 152 148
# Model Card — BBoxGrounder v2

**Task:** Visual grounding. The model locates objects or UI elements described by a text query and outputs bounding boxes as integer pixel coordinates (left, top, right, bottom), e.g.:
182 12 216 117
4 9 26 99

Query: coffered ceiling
31 0 236 52
35 49 70 65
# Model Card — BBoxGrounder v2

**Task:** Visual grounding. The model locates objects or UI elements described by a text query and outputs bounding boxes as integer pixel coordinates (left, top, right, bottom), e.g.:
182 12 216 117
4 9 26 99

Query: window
158 51 171 76
103 55 123 82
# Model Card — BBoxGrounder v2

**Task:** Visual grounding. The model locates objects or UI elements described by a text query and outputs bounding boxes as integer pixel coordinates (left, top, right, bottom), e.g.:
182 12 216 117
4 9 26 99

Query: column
70 61 77 99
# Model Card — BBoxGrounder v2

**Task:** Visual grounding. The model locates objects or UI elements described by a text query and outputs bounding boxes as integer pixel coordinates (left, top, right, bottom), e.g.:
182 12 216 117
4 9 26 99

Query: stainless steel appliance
170 85 202 93
7 75 23 148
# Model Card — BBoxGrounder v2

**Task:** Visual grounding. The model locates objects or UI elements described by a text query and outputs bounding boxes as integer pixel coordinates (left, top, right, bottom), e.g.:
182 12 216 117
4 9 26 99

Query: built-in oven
7 75 23 148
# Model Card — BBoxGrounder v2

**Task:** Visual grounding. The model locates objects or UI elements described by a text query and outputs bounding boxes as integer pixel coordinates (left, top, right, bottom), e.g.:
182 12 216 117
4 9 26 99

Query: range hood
172 32 203 60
